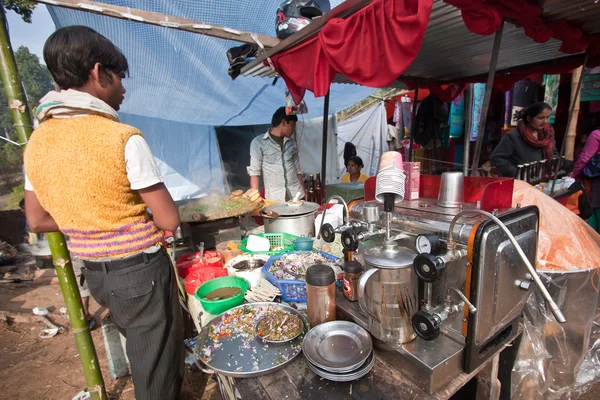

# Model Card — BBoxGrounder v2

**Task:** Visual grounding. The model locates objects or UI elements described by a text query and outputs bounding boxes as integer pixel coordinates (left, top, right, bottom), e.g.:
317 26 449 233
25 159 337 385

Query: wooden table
212 341 512 400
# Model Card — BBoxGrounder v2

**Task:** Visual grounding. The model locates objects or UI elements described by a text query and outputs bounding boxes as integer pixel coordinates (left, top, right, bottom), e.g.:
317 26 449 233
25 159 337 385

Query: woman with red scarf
491 102 557 178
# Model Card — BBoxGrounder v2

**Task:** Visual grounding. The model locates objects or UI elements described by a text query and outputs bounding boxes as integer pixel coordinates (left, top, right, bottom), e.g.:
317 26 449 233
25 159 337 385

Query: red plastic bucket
176 253 205 278
184 267 228 295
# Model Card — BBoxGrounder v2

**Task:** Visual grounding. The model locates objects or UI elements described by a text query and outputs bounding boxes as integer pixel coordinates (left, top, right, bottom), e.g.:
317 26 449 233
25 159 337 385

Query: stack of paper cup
375 151 406 204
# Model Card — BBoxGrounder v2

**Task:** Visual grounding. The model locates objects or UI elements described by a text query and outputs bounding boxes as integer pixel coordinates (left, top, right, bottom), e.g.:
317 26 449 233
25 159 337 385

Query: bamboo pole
564 66 583 160
550 53 588 196
47 233 108 400
0 6 32 145
0 5 107 399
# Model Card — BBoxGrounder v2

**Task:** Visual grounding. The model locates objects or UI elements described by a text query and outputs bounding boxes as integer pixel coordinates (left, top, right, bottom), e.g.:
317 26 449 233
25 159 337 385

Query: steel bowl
255 313 304 343
302 320 373 373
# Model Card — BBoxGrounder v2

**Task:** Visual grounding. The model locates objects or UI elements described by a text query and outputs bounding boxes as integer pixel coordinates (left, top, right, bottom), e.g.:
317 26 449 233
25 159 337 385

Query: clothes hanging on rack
470 83 486 141
448 90 465 139
543 74 560 124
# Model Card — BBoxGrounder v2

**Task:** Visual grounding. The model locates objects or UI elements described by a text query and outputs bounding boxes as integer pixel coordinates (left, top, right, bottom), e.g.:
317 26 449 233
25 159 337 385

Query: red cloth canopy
269 0 599 104
272 0 434 104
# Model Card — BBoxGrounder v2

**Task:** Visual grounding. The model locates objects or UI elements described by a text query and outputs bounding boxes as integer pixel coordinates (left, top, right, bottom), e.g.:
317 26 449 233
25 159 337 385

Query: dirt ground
0 255 220 400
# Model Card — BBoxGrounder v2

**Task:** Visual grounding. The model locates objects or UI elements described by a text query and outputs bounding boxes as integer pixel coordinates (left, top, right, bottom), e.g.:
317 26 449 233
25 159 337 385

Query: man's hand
24 190 60 233
138 183 180 232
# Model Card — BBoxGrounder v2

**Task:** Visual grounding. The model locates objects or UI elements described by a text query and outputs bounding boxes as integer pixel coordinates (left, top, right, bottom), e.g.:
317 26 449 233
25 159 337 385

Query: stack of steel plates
302 321 374 382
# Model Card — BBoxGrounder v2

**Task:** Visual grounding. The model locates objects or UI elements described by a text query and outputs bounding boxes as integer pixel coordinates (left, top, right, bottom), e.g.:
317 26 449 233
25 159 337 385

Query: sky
6 5 55 63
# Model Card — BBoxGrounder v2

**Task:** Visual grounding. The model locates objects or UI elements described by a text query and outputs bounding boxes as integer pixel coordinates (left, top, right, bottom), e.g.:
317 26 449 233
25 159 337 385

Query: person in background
491 102 557 177
343 142 357 171
573 127 600 233
23 26 183 399
341 156 369 183
248 107 304 202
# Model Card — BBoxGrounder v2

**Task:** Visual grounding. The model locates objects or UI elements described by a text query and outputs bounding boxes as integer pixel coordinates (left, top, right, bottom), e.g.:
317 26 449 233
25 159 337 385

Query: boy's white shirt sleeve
23 135 162 192
125 135 163 190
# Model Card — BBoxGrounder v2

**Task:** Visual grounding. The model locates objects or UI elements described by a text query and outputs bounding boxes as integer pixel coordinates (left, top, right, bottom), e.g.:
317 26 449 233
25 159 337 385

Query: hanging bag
583 153 600 179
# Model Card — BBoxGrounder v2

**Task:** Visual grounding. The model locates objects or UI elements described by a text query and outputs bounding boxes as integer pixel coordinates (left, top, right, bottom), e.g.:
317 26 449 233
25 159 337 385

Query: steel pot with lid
357 242 418 344
261 201 320 237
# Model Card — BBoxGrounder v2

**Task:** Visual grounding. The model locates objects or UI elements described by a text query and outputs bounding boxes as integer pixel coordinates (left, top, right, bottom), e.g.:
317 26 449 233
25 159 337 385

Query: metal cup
437 172 464 208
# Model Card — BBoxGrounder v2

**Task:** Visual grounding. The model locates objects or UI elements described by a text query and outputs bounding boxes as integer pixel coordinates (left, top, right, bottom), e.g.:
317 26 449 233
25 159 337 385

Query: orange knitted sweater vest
24 115 163 259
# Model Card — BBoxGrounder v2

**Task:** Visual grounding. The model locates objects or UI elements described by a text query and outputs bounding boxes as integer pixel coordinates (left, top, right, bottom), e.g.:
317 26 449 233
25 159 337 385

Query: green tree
0 46 53 141
1 1 35 23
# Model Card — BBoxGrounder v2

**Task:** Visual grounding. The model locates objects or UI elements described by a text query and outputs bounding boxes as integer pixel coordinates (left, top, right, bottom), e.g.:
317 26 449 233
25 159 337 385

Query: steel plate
306 350 375 382
195 302 308 378
302 321 373 373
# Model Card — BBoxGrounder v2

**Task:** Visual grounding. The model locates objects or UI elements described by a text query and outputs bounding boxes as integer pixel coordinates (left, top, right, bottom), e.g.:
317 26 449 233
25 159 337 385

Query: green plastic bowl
195 276 249 315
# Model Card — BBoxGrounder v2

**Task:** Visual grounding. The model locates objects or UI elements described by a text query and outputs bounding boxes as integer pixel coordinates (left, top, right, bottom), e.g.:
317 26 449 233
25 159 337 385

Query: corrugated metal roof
241 0 591 84
542 0 600 35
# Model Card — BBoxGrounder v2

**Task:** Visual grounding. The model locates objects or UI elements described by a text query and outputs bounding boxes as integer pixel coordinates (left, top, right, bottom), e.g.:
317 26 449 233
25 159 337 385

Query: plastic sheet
510 180 600 399
511 180 600 271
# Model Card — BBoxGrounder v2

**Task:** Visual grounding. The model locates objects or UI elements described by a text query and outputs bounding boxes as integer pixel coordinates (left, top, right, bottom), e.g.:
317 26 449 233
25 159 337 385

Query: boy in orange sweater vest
24 26 183 400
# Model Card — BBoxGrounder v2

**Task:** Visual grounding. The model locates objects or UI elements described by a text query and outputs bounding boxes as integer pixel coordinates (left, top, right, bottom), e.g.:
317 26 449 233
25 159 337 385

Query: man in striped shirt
248 107 304 202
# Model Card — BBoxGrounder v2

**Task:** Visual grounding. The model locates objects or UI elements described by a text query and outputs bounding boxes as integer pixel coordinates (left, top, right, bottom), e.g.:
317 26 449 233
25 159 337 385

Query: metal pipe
424 283 433 310
447 210 566 323
321 90 330 186
551 52 588 196
470 21 504 175
408 85 419 162
316 195 350 240
449 287 477 314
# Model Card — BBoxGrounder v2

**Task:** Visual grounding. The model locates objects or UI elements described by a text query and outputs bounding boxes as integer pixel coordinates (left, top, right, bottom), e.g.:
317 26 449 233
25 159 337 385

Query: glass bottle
315 172 323 205
307 175 316 203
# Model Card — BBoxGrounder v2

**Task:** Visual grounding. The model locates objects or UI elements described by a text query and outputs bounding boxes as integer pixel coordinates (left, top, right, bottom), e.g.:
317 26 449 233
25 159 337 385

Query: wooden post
470 21 504 176
0 5 107 399
408 85 419 163
564 66 583 160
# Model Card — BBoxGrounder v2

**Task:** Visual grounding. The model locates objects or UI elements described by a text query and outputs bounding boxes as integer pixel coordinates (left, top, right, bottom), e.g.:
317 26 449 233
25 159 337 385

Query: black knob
413 253 445 282
320 223 336 243
412 311 441 341
341 230 359 251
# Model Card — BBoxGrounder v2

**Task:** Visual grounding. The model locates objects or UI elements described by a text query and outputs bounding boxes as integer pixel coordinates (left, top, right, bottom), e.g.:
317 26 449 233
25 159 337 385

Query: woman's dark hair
271 107 298 127
517 102 552 123
343 142 357 167
43 26 129 89
348 155 364 168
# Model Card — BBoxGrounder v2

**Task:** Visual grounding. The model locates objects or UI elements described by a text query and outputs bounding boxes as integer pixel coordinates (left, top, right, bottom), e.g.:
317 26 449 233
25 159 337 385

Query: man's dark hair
348 155 364 168
43 26 129 89
272 107 298 127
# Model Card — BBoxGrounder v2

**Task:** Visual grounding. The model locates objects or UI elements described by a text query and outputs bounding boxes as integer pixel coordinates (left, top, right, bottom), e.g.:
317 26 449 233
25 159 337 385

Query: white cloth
35 89 120 122
24 135 162 191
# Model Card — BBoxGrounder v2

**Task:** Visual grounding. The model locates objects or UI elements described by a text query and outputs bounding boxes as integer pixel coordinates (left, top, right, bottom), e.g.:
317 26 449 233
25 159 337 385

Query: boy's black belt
82 248 165 273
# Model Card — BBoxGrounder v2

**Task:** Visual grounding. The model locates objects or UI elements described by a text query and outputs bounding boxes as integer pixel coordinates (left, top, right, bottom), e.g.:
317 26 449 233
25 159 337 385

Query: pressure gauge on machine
415 234 442 255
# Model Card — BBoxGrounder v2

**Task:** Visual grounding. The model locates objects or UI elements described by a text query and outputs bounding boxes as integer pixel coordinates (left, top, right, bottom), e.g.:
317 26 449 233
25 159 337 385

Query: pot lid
263 201 320 217
363 244 416 269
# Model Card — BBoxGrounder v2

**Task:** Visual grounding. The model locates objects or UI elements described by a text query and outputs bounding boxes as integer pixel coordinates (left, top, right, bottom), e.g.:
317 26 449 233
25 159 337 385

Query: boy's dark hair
272 107 298 127
348 155 364 168
43 26 129 89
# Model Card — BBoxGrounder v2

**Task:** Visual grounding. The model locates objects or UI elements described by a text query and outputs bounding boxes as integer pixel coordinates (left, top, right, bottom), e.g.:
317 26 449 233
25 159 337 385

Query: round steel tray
195 302 308 378
306 350 375 382
302 320 373 373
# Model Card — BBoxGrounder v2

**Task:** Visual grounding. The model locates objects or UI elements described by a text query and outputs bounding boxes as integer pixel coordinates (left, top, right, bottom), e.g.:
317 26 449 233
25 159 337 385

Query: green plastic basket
238 232 297 256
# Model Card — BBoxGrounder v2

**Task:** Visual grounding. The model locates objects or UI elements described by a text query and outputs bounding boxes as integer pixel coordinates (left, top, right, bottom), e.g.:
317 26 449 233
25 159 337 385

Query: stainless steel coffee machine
320 168 566 394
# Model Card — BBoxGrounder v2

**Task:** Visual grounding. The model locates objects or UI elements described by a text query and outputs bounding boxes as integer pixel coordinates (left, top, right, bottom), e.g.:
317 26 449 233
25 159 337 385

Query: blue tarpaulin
45 1 376 198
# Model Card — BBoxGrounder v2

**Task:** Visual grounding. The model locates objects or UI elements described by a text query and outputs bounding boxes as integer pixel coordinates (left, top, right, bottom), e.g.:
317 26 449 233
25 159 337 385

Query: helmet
276 0 323 40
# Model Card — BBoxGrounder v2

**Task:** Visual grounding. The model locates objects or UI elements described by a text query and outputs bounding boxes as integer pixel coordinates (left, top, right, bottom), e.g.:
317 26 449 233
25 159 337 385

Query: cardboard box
403 162 420 201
